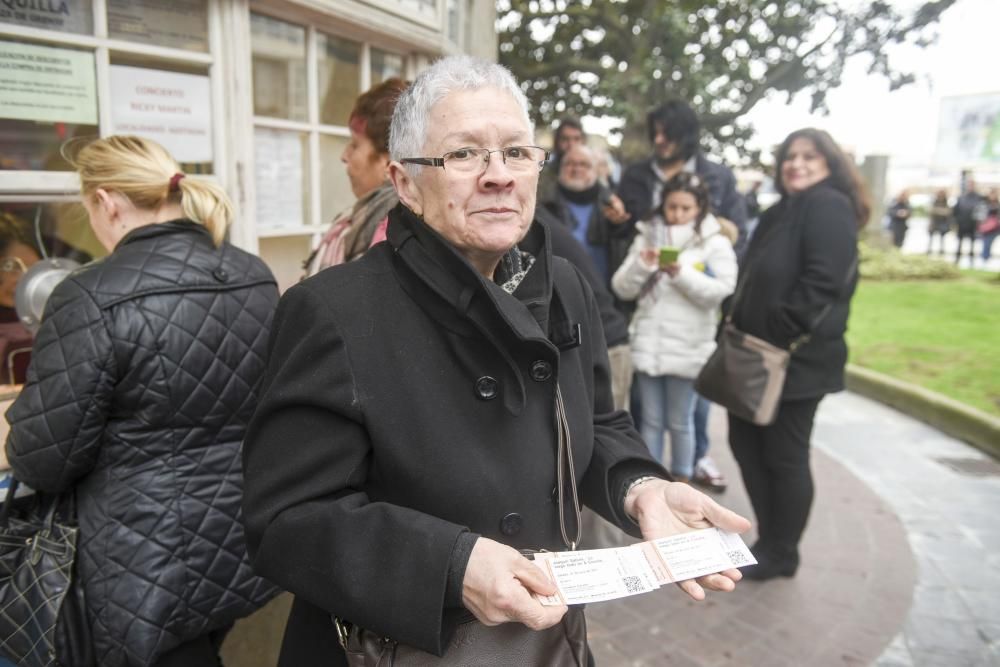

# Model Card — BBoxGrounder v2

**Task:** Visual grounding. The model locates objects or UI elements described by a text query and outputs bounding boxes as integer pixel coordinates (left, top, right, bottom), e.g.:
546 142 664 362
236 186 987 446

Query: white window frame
248 7 409 240
0 1 228 227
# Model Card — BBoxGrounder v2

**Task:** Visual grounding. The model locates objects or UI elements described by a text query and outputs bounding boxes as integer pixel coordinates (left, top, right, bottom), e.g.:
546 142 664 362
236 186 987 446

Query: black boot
741 542 798 581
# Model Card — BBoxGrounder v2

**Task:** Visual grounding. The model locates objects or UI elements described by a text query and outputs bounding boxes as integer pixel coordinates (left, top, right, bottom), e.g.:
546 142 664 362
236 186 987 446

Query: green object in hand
659 246 679 267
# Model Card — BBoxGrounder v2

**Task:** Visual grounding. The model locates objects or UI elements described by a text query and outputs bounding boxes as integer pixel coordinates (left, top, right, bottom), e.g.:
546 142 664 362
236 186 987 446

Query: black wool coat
242 205 664 666
6 221 280 666
728 180 859 400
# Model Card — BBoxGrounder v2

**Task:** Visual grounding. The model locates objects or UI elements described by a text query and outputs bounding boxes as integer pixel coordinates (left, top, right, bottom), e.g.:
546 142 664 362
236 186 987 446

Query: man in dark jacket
242 55 750 667
540 144 633 316
953 177 985 264
603 100 748 256
538 206 630 410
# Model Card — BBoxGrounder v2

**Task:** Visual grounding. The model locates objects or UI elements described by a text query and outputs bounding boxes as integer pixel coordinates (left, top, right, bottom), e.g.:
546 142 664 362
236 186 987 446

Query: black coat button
475 376 499 400
530 360 552 381
213 268 229 282
500 512 523 536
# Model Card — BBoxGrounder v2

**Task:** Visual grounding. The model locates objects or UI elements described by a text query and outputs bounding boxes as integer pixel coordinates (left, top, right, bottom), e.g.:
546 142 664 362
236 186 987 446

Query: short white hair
389 55 533 168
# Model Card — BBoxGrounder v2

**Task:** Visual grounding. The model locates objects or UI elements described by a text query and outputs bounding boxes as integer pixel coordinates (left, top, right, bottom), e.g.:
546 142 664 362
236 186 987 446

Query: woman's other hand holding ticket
462 537 568 629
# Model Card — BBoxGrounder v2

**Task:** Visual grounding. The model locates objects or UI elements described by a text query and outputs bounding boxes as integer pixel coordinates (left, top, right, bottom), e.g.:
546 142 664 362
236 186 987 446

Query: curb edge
845 364 1000 460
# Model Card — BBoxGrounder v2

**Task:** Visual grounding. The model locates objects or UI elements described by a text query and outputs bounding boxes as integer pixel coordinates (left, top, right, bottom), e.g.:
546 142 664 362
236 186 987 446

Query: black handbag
335 387 588 666
0 478 94 667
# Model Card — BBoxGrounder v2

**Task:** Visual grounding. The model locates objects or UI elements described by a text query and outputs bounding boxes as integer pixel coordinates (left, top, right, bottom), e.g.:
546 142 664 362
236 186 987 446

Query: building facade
0 0 498 289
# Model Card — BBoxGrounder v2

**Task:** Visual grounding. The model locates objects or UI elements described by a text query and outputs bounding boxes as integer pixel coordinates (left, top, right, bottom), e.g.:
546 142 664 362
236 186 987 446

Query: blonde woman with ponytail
6 136 280 666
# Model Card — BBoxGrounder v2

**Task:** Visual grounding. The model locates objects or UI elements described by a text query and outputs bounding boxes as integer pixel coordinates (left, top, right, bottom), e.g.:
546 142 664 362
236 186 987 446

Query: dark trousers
890 220 907 248
728 397 822 563
956 229 976 262
153 625 231 667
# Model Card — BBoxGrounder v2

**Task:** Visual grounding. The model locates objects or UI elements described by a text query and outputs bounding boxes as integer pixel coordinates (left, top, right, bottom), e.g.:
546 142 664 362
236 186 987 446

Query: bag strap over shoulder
727 216 858 354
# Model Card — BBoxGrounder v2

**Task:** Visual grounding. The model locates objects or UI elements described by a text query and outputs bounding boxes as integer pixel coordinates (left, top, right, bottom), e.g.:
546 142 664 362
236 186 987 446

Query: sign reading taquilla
0 0 93 35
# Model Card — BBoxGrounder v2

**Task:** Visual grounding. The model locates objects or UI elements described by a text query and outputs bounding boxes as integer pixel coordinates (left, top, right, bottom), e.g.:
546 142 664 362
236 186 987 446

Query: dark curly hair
647 100 700 163
774 128 871 228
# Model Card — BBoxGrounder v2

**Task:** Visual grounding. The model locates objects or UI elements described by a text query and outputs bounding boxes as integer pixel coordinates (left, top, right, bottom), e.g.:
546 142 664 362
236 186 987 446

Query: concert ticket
533 528 755 606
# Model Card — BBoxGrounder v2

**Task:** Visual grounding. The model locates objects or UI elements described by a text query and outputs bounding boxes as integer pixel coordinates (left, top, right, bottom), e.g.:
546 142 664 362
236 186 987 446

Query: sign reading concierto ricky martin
109 65 213 163
0 39 97 124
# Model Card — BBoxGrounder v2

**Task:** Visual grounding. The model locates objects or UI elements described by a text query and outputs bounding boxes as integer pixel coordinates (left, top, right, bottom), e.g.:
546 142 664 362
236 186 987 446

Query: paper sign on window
0 40 97 125
109 65 213 163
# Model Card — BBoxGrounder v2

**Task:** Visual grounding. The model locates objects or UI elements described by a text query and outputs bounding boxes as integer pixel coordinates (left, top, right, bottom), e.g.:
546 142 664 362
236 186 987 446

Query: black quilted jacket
5 220 280 666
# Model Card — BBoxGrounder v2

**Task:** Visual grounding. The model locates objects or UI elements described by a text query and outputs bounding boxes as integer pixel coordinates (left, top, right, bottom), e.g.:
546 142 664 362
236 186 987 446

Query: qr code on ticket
622 576 644 594
727 550 750 566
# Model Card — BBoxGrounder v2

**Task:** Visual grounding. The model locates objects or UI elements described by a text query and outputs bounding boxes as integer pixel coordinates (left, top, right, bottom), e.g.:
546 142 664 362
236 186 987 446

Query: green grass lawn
846 271 1000 416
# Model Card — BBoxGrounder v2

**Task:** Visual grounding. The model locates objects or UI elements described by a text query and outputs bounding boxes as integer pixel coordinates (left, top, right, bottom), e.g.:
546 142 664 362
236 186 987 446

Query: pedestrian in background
927 189 952 255
726 128 868 581
953 177 985 265
605 100 748 255
540 144 633 318
5 136 279 665
612 173 737 481
887 189 911 248
979 188 999 262
537 116 585 202
303 77 408 276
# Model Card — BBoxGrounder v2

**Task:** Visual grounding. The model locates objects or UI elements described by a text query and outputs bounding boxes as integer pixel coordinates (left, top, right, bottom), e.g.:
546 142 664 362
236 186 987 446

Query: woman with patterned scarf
303 77 409 276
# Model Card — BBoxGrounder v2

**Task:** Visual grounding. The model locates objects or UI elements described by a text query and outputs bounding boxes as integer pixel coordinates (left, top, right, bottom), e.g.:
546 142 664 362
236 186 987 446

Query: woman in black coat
5 136 279 666
242 55 750 667
727 128 869 581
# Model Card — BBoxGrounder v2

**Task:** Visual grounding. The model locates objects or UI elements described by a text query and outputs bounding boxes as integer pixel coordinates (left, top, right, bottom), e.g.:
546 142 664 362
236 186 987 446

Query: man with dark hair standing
602 100 747 253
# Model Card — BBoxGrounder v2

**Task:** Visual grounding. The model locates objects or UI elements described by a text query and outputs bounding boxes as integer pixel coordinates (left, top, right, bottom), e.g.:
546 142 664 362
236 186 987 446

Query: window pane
0 40 98 171
0 202 103 266
318 134 354 224
317 33 360 127
0 0 94 35
370 49 404 87
250 14 306 121
107 0 208 52
254 128 309 230
447 0 459 44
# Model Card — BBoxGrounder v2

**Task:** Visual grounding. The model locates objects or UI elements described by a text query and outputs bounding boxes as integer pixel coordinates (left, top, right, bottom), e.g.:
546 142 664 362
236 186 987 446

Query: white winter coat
612 215 738 378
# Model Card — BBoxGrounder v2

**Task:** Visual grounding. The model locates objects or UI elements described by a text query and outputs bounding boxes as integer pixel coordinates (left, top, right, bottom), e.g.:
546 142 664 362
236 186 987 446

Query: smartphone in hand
659 246 680 268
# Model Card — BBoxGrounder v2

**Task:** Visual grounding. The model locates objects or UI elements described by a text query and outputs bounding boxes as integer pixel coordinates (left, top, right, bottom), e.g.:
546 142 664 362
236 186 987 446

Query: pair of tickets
533 527 756 606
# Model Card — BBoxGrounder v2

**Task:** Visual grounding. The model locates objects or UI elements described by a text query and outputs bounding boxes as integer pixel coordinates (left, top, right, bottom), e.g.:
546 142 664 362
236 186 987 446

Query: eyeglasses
400 146 549 174
0 257 27 274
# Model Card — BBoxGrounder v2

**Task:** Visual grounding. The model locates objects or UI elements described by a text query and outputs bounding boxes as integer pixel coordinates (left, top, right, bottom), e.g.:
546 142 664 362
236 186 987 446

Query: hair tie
169 172 185 192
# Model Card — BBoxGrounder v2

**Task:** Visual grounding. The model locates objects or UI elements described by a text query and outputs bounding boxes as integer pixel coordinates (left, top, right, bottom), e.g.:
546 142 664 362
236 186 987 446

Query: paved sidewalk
586 391 1000 666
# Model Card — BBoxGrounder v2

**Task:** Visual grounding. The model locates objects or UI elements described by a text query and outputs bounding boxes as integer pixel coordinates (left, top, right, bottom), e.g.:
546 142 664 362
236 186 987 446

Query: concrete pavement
586 391 1000 666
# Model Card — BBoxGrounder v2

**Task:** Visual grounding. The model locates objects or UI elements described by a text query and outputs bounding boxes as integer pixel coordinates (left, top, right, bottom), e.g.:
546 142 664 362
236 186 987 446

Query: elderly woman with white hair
242 55 749 666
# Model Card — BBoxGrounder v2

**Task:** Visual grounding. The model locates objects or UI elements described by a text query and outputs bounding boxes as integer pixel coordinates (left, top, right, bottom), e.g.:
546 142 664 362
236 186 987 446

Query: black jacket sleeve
767 189 858 345
617 162 654 223
242 282 469 656
5 277 115 493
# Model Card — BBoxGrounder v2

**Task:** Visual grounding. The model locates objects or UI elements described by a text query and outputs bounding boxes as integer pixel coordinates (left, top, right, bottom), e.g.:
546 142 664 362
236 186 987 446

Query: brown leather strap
555 386 581 551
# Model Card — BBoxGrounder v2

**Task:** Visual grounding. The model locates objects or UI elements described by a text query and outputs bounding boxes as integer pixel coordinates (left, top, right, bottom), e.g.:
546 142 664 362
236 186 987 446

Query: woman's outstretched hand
625 479 752 600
